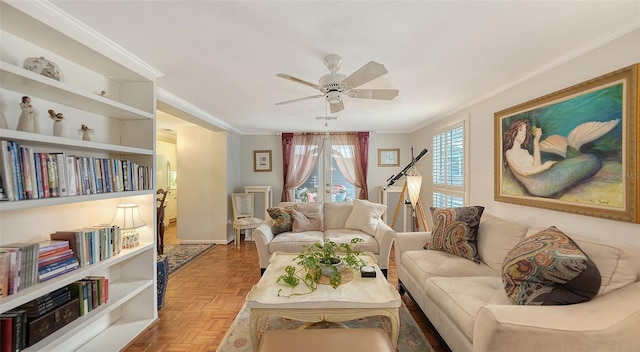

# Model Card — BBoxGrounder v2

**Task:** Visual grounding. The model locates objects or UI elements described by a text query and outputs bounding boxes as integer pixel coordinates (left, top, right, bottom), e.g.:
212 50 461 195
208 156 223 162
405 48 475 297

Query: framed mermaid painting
494 64 639 223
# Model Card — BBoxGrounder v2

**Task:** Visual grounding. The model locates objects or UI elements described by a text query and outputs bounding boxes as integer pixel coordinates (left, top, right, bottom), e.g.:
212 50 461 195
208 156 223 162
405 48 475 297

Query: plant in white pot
277 238 366 297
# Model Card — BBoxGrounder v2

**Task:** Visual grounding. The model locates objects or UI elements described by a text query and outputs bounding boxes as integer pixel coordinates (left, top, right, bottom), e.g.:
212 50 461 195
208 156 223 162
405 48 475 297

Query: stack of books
37 240 79 282
16 286 79 347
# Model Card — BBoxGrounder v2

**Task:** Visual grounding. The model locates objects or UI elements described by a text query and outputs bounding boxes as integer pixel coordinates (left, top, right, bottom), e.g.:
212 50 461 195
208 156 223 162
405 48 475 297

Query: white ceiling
51 1 640 135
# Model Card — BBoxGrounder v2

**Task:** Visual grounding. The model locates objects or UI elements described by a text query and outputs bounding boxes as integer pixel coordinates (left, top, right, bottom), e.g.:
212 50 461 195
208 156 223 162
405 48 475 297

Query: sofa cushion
267 207 293 235
292 203 324 232
323 201 354 230
323 229 379 254
401 250 497 288
268 231 324 253
425 206 485 263
344 199 386 236
502 226 601 305
570 234 640 295
477 213 529 274
425 276 511 343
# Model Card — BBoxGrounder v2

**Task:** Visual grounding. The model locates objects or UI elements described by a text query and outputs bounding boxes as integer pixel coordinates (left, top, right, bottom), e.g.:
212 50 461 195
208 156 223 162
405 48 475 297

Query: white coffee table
245 252 401 351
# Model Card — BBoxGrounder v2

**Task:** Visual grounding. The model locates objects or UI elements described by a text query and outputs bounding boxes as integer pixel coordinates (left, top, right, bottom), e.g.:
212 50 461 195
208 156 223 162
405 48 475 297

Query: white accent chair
231 193 263 248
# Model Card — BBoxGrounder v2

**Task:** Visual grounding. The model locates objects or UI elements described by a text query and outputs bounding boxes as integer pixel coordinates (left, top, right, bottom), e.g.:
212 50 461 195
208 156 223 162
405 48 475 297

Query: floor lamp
387 148 429 232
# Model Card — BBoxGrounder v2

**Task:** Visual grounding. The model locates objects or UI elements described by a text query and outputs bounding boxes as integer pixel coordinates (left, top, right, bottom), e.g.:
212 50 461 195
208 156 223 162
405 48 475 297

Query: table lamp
112 204 145 249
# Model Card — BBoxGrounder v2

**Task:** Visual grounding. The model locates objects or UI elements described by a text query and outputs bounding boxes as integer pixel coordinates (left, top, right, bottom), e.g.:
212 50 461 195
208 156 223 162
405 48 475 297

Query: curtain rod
275 131 376 135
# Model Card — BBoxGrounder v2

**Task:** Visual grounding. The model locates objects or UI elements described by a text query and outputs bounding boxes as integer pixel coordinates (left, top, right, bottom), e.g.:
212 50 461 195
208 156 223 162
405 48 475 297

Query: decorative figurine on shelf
79 124 94 141
16 96 35 133
23 56 61 81
48 109 64 137
95 90 108 98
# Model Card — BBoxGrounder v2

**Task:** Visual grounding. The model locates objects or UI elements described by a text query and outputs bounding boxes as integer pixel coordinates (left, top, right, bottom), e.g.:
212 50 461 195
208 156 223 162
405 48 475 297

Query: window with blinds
432 121 466 208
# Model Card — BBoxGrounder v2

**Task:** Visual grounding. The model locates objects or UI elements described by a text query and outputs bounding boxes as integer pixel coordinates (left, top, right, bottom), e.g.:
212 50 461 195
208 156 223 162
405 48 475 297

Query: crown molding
157 88 243 136
4 0 163 81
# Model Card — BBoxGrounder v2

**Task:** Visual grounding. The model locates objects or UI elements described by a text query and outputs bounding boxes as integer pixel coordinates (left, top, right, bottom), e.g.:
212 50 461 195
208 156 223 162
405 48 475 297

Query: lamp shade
406 166 422 209
112 204 146 230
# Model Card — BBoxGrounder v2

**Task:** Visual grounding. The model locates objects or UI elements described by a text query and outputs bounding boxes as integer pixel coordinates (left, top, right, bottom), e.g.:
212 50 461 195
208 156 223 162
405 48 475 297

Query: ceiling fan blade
276 73 320 90
342 61 388 88
350 89 399 100
276 94 324 105
330 100 344 114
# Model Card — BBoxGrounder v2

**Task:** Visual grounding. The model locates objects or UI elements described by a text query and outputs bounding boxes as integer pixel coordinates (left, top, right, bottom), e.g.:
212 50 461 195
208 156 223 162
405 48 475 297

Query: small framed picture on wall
254 150 272 172
378 148 400 167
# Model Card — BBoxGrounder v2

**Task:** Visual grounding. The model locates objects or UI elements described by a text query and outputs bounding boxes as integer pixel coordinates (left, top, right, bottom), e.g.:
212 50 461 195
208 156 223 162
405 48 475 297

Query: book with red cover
0 315 14 352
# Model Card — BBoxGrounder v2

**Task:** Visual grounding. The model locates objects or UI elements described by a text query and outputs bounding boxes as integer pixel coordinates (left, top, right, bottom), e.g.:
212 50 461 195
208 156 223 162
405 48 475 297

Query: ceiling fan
276 54 399 113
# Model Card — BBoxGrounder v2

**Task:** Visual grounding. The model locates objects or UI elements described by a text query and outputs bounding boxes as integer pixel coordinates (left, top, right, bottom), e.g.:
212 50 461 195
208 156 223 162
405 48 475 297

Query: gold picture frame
253 150 272 172
494 64 639 223
378 148 400 167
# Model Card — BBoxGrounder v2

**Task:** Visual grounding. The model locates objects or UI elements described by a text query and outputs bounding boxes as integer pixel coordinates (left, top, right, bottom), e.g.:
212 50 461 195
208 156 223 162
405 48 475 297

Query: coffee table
245 252 401 351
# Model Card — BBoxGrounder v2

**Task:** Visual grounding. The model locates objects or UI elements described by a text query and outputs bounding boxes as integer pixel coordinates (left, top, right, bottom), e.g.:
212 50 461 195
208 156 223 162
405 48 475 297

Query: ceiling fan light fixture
326 90 342 103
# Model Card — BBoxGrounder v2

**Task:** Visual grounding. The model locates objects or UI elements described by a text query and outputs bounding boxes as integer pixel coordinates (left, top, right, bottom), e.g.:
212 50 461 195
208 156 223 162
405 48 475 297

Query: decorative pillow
424 206 484 263
267 207 293 235
502 226 601 305
344 199 386 236
292 203 324 232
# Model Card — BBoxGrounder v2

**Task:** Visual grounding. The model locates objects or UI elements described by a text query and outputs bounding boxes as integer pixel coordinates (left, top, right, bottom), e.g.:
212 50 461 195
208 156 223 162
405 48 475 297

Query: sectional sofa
394 211 640 352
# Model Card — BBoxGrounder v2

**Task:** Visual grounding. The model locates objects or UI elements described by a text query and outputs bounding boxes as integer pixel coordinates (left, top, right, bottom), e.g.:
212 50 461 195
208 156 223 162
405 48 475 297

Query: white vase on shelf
49 109 64 137
53 119 64 137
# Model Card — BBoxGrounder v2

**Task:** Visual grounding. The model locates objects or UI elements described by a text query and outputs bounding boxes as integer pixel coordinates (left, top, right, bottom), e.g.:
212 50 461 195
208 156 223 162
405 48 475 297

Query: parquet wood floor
123 222 446 352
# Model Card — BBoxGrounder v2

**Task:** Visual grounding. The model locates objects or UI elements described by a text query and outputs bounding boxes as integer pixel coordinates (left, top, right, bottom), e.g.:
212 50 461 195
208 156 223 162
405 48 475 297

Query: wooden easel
390 181 429 232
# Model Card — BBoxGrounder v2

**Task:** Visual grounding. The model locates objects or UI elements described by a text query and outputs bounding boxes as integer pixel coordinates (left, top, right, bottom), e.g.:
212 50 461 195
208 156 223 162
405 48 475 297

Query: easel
390 181 429 232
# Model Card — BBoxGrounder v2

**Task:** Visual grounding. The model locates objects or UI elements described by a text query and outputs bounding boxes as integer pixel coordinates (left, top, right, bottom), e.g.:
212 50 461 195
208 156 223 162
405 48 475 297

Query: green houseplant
277 238 366 297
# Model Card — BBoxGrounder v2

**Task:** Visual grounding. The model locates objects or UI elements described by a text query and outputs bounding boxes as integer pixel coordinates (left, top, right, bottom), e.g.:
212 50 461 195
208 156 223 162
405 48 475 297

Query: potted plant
277 238 366 297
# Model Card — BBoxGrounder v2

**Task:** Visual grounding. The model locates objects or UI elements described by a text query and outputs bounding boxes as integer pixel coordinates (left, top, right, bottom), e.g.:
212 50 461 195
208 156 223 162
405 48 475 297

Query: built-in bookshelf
0 1 161 350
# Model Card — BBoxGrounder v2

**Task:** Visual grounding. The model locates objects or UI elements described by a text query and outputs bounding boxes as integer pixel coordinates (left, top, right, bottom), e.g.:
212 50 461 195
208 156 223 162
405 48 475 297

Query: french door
294 136 356 202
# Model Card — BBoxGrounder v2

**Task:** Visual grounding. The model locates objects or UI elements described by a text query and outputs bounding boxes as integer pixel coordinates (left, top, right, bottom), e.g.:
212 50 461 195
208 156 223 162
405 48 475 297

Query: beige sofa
253 200 395 276
394 213 640 352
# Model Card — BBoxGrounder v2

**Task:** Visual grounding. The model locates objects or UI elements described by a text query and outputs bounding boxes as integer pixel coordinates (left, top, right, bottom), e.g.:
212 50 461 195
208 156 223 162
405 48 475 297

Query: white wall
176 126 228 244
226 133 243 243
412 29 640 249
239 135 282 203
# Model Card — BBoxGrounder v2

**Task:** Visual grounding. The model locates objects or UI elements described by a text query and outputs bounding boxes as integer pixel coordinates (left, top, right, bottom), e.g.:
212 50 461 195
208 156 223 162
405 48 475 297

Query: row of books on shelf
0 139 153 202
0 224 134 298
0 275 108 351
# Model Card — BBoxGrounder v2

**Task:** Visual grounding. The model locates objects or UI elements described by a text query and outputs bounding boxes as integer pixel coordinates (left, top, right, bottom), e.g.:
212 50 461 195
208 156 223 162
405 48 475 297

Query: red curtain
281 133 293 201
356 132 369 199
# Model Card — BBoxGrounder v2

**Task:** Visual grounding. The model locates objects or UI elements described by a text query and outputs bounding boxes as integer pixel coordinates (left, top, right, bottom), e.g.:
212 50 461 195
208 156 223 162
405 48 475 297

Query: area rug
163 244 215 275
216 302 433 352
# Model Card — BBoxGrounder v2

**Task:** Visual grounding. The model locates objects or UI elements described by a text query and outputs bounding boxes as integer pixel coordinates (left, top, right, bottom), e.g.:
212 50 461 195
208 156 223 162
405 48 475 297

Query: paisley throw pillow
424 206 484 263
502 226 601 305
267 207 293 235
